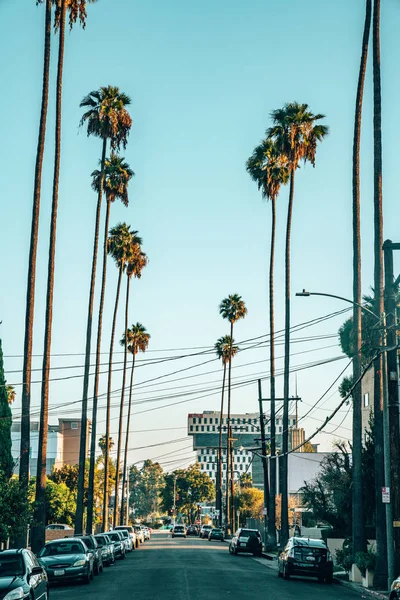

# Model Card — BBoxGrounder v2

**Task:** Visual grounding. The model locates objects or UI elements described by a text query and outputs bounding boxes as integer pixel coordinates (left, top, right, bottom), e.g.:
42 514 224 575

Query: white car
172 525 186 538
141 526 150 541
114 525 138 549
45 523 73 530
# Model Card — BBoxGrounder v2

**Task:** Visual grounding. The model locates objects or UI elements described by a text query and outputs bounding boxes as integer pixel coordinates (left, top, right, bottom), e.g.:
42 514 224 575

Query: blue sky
1 0 400 469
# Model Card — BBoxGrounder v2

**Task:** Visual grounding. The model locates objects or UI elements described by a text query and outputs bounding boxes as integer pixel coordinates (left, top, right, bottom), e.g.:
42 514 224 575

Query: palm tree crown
219 294 248 325
121 323 150 355
53 0 97 30
267 102 329 169
92 154 134 206
80 86 132 150
126 250 148 280
246 138 290 201
214 335 239 365
107 223 142 269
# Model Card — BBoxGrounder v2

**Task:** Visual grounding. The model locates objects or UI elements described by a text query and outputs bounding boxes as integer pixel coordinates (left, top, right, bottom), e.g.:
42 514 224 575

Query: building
187 410 305 487
11 418 91 476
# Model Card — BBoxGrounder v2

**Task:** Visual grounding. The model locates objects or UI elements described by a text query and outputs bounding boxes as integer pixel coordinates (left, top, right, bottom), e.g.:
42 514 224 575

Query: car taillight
288 548 295 559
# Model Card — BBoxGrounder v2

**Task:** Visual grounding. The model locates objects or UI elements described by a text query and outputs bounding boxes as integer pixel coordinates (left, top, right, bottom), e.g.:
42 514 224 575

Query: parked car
229 528 263 557
134 525 145 544
105 531 126 559
116 529 133 552
199 525 212 539
75 534 103 575
114 525 138 549
38 538 94 584
94 533 115 566
278 537 333 583
141 526 150 541
172 525 187 538
0 549 49 599
390 576 400 599
208 528 224 541
186 525 198 536
45 523 72 530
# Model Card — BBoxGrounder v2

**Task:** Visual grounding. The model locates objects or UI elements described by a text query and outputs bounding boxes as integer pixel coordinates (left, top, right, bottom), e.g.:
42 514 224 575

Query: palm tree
104 224 142 531
246 138 289 547
214 335 238 528
77 87 132 535
6 385 16 405
351 0 371 561
267 102 328 546
85 153 133 533
33 0 97 554
219 295 247 530
113 242 148 527
119 323 151 522
19 0 52 502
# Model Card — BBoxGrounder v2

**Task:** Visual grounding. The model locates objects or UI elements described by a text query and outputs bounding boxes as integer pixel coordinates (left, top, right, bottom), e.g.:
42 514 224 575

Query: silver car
114 525 138 549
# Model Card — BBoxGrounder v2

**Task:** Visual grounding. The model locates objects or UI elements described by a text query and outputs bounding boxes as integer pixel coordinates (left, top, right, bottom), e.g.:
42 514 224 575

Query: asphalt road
50 531 367 600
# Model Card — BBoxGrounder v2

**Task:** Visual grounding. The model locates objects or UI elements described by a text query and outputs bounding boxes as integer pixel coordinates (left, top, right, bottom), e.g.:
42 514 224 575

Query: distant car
172 525 186 538
105 531 126 559
186 525 198 536
229 528 263 557
94 533 115 566
390 576 400 599
38 537 94 584
208 528 224 542
75 534 103 575
114 525 138 549
278 537 333 583
45 523 73 530
142 527 151 541
134 525 145 544
199 525 212 539
0 549 48 599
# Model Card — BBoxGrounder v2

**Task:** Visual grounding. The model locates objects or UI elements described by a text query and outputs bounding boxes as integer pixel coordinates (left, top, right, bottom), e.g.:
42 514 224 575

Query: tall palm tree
33 0 97 554
267 102 328 546
351 0 372 560
19 0 52 502
77 87 132 534
214 335 238 528
104 224 142 531
372 0 387 587
120 323 151 522
219 294 247 529
85 153 133 533
113 243 148 526
246 138 289 547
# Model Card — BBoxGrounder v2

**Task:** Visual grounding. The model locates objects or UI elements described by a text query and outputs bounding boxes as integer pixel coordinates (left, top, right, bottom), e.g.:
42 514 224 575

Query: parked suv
199 525 212 539
134 525 145 544
278 537 333 583
75 534 103 575
172 525 186 538
229 528 263 556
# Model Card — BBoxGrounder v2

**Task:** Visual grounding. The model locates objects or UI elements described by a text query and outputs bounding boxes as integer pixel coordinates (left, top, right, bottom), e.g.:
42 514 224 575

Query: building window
212 426 215 432
190 426 193 432
204 418 208 424
201 426 204 432
71 422 78 430
207 426 210 431
364 393 369 407
215 418 219 424
195 426 199 432
193 418 196 424
210 418 213 424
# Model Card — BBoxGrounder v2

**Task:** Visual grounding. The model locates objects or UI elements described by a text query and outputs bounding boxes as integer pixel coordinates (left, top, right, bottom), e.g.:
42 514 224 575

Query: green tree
247 137 289 546
20 0 52 504
214 335 238 526
267 102 328 546
104 223 141 529
237 487 264 523
161 465 215 523
0 340 13 480
128 461 165 520
219 295 247 528
78 86 132 535
120 322 150 521
0 476 31 545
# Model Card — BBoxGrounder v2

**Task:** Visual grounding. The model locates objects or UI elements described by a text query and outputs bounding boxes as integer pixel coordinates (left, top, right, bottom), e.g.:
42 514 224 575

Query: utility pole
384 239 400 572
258 380 270 548
125 465 130 523
173 475 177 524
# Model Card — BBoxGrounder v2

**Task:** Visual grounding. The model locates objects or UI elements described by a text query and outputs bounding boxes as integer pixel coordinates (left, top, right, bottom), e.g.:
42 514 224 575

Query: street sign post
382 487 391 504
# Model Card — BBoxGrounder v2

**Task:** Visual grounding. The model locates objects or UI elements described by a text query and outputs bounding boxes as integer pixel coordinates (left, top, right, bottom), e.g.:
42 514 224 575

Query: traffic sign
382 487 391 503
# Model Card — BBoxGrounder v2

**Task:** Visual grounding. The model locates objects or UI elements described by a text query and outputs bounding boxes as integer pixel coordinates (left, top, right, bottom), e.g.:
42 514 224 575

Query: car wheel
283 565 290 580
278 565 283 578
325 574 333 584
100 562 104 573
84 568 91 584
318 575 324 583
229 545 233 554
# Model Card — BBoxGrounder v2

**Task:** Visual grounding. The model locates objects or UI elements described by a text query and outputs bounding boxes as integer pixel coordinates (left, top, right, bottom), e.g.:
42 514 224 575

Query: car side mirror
29 566 44 579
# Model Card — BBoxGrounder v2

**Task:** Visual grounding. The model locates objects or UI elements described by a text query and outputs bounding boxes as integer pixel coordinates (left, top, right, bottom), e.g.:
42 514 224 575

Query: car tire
94 563 99 576
318 576 324 584
325 575 333 584
100 562 104 573
283 565 290 580
84 568 91 584
278 566 283 578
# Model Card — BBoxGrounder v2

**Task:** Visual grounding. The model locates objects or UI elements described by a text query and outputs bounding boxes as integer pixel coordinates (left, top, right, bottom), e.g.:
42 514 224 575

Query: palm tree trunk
88 197 111 533
120 352 136 522
218 362 227 527
31 0 66 554
225 322 234 531
103 263 124 530
19 0 52 500
351 0 371 559
268 195 277 548
76 137 107 535
281 169 295 547
114 274 131 526
372 0 387 587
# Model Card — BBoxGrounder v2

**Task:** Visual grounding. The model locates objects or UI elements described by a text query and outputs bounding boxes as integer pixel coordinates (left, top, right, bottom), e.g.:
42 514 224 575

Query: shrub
335 538 353 573
355 550 376 576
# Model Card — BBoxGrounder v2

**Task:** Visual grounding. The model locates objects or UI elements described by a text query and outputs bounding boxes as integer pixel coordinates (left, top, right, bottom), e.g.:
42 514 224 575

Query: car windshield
119 531 128 538
80 537 94 548
108 534 120 542
39 542 84 557
95 536 106 546
240 530 259 538
0 556 24 576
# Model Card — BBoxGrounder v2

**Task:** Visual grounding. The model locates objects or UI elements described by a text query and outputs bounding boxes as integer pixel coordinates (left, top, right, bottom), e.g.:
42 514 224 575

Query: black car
0 549 48 600
105 532 126 559
278 537 333 583
208 528 224 542
229 528 263 557
38 537 94 584
75 534 103 575
186 525 198 536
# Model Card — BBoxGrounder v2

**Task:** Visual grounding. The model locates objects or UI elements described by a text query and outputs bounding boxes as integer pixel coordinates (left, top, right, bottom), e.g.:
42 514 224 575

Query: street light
296 288 395 585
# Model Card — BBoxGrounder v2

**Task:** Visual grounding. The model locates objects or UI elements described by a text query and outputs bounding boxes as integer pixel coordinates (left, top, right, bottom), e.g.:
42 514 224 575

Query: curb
334 577 387 599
